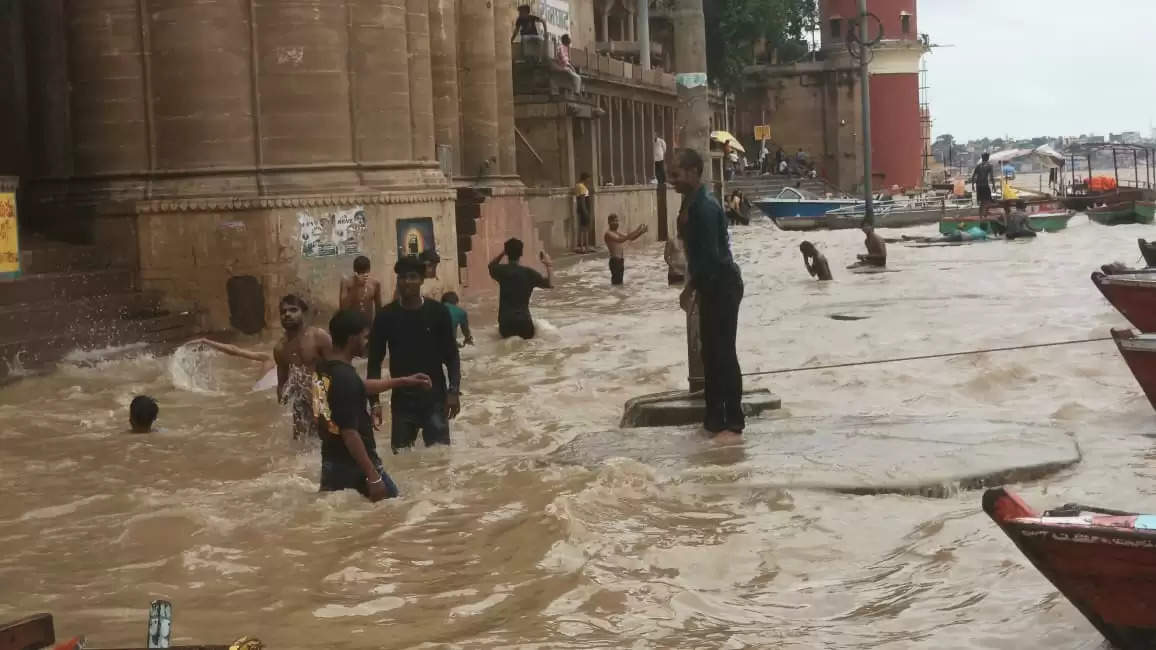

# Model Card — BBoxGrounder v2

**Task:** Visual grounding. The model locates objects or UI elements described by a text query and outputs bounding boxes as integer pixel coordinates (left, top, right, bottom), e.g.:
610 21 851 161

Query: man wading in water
315 309 431 501
670 148 745 444
273 295 333 440
339 256 382 324
367 256 462 452
488 238 553 339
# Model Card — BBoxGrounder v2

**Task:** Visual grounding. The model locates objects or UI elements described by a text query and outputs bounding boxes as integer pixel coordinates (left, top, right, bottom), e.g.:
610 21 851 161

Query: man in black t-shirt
488 238 553 339
367 256 462 452
511 4 546 60
315 310 432 501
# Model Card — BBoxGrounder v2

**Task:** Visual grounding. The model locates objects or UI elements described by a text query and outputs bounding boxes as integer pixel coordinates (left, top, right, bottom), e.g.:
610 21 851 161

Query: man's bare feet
711 430 744 445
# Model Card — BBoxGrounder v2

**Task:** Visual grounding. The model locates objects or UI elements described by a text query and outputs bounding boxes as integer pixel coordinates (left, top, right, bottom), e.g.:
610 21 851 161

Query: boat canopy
990 145 1065 168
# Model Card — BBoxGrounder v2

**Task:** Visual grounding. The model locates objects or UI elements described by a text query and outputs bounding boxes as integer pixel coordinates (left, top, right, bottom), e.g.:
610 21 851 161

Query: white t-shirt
653 137 667 162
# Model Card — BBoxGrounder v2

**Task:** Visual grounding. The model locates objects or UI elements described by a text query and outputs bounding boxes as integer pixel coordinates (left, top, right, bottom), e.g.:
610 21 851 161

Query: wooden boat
1136 200 1156 225
983 487 1156 650
825 199 974 230
940 199 1074 235
0 609 238 650
1089 200 1139 225
1112 328 1156 411
1091 271 1156 332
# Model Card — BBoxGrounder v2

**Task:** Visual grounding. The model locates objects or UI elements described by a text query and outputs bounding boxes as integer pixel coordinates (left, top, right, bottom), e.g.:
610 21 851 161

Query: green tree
706 0 817 92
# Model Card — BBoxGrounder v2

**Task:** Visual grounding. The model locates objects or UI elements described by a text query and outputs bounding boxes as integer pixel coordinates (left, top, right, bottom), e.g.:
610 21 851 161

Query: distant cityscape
931 129 1156 174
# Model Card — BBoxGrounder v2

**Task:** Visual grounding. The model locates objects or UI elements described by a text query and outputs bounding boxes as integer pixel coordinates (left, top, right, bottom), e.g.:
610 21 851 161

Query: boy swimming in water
129 395 158 433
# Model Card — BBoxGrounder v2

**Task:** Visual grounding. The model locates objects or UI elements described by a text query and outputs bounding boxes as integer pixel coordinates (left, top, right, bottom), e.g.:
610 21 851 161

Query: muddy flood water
2 215 1154 648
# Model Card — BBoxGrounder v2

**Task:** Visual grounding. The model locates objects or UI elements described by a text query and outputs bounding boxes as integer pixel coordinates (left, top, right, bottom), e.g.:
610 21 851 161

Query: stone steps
0 269 138 307
19 243 110 274
0 291 166 339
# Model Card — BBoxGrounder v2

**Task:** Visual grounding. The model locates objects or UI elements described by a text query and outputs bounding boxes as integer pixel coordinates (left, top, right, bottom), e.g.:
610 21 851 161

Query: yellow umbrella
711 131 745 153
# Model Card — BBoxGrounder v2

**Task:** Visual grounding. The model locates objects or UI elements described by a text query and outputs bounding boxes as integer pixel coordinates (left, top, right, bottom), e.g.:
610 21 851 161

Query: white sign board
533 0 571 37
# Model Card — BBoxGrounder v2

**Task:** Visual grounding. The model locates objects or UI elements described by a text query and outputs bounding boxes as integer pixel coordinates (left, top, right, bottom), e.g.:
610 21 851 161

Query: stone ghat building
0 0 723 343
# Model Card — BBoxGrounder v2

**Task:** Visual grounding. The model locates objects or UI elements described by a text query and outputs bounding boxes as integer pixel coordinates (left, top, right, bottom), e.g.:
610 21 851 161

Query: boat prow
1092 271 1156 333
983 487 1156 650
1111 327 1156 411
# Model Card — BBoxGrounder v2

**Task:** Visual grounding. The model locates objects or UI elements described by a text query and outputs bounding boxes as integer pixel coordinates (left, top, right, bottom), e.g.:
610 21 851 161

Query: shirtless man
273 294 333 440
604 214 648 286
799 241 833 281
339 256 382 322
855 224 887 268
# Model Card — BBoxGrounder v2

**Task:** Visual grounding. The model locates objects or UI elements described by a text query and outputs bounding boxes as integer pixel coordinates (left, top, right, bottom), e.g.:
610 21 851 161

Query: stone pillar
458 0 499 178
350 0 412 163
65 0 151 175
428 0 460 174
637 0 651 70
615 97 625 185
255 0 352 166
599 97 612 187
0 0 27 176
626 100 637 184
493 0 517 176
23 0 72 178
407 0 436 161
147 0 255 171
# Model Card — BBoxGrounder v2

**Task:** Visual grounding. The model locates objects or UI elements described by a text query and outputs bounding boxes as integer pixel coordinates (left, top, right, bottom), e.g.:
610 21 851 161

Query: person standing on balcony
553 34 582 95
511 4 546 61
653 131 668 184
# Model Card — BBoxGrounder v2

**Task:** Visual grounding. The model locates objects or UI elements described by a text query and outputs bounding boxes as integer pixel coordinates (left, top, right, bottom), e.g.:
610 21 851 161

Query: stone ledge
554 416 1082 498
621 388 781 428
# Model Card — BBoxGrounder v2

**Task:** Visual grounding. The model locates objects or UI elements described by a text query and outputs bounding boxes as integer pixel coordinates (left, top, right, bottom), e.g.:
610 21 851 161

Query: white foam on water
251 367 277 392
62 342 149 364
168 343 224 394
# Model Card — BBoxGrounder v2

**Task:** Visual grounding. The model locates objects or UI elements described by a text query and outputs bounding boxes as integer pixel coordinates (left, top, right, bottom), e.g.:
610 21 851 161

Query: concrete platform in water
620 388 781 428
553 416 1081 497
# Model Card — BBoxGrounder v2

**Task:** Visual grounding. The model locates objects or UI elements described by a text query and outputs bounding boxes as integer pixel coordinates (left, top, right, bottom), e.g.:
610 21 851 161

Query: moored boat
826 199 974 230
983 487 1156 650
1089 200 1139 225
940 199 1074 235
1091 271 1156 332
752 187 860 231
1136 200 1156 225
1112 328 1156 411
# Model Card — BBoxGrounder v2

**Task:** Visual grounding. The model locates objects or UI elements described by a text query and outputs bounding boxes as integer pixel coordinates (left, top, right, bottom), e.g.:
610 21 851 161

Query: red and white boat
984 488 1156 649
1112 328 1156 411
1092 271 1156 333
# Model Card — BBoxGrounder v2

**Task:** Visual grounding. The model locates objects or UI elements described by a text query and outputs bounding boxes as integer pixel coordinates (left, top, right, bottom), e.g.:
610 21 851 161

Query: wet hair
561 34 571 45
982 152 991 161
674 148 704 176
608 213 620 222
504 238 524 261
394 255 426 276
799 241 817 255
353 256 371 273
279 294 308 312
130 395 159 432
442 291 460 305
329 309 371 349
518 4 530 12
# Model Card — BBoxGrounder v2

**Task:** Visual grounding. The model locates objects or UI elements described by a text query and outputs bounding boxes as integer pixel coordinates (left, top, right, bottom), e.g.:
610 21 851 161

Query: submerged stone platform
554 416 1082 497
620 389 782 428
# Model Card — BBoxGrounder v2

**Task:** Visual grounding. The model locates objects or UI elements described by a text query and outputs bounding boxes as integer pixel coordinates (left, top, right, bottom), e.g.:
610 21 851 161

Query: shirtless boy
603 214 648 286
339 256 382 322
273 295 333 439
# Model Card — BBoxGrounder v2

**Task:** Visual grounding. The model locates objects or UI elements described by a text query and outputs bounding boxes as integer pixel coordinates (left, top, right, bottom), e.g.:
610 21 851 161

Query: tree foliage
706 0 818 92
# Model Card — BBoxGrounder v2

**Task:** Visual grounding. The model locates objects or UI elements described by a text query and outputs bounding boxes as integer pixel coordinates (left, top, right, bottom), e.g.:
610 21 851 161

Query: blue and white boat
751 187 861 230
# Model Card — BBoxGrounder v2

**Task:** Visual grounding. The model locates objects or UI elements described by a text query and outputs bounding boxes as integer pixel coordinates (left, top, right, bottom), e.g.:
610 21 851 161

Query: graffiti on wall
298 207 367 258
396 218 436 259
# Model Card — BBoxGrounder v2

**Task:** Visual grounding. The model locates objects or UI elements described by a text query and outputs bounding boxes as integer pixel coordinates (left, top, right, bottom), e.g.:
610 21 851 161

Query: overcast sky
919 0 1156 142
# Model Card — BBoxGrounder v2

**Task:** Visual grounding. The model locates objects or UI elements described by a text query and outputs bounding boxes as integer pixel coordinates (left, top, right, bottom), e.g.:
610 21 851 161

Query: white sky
919 0 1156 142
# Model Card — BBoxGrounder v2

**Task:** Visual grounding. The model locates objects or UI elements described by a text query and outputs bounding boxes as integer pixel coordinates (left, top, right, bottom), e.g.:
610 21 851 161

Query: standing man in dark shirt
488 238 553 339
670 148 745 444
367 256 462 453
315 310 432 501
511 4 546 60
970 152 996 204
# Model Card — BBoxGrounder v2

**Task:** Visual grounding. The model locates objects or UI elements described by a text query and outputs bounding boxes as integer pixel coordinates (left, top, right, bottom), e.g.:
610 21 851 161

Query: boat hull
827 205 973 231
753 198 860 230
1112 328 1156 411
940 212 1074 235
1092 271 1156 332
983 488 1156 650
1136 200 1156 225
1089 201 1138 225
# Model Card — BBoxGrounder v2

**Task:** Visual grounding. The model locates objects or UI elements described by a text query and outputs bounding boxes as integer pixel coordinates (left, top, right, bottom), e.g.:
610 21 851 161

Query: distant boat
940 199 1074 235
1137 200 1156 225
1089 198 1140 225
751 187 860 231
984 487 1156 650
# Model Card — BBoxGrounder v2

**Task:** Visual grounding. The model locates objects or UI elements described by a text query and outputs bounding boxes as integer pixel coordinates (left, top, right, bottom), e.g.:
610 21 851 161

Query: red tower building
821 0 928 189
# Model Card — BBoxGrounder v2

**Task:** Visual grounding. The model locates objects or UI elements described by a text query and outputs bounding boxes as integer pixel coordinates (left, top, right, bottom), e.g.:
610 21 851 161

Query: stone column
615 97 625 185
147 0 255 171
458 0 499 178
428 0 460 174
599 96 612 187
65 0 151 175
637 0 651 70
350 0 412 163
626 100 637 184
407 0 436 161
23 0 72 178
493 0 517 176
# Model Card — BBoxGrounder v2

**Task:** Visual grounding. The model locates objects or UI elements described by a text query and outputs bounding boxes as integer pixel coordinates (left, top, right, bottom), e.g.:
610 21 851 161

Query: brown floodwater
2 214 1153 648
